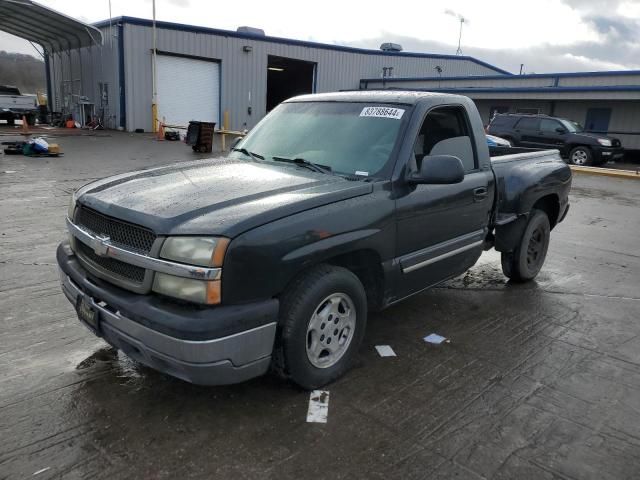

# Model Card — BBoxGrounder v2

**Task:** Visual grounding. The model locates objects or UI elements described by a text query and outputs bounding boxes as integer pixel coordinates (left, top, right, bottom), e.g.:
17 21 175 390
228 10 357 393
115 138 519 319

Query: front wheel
569 146 593 166
501 209 550 282
273 264 367 390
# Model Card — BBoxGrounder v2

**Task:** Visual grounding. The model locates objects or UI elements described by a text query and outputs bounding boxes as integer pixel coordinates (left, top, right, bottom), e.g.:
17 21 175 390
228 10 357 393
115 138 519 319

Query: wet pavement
1 133 640 479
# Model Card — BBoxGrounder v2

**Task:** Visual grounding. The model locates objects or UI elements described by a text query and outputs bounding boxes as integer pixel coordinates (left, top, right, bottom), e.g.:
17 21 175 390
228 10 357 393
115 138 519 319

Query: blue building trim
361 69 640 83
117 22 126 130
381 85 640 93
93 16 511 75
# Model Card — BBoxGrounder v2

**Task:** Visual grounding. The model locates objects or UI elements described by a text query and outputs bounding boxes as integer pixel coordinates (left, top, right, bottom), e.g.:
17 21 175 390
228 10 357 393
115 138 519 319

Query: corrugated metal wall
123 23 502 132
46 25 120 129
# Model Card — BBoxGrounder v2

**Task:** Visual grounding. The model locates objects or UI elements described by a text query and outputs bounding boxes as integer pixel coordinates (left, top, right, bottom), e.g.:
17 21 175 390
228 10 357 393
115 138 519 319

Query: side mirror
555 127 567 134
230 136 243 149
409 155 465 185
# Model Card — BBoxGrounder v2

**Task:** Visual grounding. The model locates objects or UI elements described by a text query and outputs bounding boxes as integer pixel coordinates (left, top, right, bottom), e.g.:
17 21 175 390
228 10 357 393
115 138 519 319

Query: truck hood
75 158 372 237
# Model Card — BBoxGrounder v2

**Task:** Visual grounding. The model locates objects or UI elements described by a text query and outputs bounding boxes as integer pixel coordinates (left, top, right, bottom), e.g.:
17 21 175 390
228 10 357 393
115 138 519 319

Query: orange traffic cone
156 120 165 141
21 115 30 135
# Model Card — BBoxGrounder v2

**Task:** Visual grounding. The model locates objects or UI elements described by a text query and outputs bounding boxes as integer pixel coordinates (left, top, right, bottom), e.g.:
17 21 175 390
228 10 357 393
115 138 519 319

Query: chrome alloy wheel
526 226 545 269
305 293 356 369
571 149 588 165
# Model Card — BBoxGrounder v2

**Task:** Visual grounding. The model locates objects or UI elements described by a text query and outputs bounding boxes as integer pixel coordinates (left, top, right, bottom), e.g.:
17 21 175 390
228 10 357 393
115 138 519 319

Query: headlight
597 138 612 147
152 273 221 304
68 193 76 220
160 236 229 267
155 236 229 304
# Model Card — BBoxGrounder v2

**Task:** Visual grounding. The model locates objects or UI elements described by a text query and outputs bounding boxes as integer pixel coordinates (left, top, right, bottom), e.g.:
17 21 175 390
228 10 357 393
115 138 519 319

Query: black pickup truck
57 91 571 389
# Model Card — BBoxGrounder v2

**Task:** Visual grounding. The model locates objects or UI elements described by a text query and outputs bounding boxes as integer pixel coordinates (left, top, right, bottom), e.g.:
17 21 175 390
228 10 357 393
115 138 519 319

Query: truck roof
286 90 466 105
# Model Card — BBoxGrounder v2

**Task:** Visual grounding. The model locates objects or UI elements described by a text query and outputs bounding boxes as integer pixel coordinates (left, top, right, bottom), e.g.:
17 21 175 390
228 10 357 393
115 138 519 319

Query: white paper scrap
306 390 330 423
424 333 448 344
33 467 51 476
375 345 397 357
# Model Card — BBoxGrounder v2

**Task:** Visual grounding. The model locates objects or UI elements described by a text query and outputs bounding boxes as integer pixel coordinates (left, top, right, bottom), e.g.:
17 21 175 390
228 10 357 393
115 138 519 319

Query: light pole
456 17 465 55
151 0 158 132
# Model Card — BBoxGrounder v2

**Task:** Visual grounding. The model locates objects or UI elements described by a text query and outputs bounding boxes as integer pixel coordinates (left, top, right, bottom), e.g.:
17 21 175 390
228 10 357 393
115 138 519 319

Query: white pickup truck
0 85 38 126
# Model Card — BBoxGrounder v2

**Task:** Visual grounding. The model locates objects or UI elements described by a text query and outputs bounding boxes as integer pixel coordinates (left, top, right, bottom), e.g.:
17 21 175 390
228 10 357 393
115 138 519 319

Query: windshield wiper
272 156 332 175
232 147 264 161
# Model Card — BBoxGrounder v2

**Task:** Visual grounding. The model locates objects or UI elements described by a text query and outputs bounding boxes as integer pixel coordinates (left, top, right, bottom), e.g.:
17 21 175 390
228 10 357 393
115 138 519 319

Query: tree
0 51 46 94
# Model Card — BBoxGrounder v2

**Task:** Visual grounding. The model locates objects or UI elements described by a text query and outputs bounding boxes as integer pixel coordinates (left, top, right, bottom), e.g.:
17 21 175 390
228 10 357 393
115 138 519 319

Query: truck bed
488 146 572 227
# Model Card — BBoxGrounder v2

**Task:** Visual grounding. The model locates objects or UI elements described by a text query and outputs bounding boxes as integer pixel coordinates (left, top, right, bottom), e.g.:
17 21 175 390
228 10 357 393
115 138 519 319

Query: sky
1 0 639 73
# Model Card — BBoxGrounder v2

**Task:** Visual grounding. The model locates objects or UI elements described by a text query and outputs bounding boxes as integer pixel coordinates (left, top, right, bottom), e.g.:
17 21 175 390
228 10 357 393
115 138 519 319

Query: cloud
348 32 640 73
584 14 639 41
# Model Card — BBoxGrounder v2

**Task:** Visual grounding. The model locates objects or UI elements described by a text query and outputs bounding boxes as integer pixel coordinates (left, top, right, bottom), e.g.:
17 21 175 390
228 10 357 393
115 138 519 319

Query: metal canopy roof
0 0 102 53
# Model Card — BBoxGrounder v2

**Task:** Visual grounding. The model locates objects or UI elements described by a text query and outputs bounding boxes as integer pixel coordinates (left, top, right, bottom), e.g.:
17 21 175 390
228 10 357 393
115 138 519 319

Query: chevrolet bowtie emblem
93 235 111 256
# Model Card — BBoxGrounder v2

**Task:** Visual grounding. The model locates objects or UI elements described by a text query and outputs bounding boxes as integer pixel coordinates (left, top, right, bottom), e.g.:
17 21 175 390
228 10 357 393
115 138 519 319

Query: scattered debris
375 345 396 357
33 467 51 476
3 170 17 174
306 390 330 423
424 333 449 345
2 139 63 157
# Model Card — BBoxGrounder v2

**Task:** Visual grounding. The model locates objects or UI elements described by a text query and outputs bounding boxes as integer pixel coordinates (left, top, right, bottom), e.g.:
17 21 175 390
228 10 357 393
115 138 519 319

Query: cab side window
540 118 561 133
515 117 539 130
412 106 477 173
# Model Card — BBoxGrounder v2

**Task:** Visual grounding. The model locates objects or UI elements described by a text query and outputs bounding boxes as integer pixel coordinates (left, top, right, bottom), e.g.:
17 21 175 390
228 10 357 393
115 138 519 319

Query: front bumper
57 242 279 385
592 146 625 164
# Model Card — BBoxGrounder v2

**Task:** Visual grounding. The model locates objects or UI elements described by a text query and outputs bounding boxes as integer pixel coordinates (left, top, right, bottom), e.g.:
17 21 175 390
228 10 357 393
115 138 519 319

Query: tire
26 114 36 126
569 146 593 166
272 264 367 390
501 209 550 282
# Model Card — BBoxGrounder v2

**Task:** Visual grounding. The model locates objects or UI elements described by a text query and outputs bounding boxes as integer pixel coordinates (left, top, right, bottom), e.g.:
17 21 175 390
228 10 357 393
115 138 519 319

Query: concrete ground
1 132 640 479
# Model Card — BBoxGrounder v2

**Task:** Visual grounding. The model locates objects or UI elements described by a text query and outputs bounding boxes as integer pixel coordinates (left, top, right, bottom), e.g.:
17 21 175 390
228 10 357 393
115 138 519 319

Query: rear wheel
501 209 550 282
569 146 592 166
272 264 367 390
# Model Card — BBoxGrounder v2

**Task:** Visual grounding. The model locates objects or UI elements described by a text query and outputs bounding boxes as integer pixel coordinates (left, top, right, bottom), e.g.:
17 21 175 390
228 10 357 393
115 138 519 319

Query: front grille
77 241 146 284
75 206 156 254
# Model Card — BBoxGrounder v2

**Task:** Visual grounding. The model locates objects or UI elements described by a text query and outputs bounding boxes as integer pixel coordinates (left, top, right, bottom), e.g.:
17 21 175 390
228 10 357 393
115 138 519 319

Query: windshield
230 101 408 177
559 119 583 133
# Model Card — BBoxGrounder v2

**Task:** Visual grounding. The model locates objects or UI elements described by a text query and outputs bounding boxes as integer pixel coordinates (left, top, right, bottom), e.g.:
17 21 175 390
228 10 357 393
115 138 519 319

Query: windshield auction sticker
360 106 405 119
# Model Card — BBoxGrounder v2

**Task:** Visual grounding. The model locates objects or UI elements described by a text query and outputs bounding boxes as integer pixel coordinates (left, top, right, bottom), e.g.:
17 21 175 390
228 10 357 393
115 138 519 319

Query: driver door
395 106 494 298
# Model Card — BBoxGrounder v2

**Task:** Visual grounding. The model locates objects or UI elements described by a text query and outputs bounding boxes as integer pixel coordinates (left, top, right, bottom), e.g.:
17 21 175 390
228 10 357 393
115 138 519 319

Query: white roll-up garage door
156 54 220 127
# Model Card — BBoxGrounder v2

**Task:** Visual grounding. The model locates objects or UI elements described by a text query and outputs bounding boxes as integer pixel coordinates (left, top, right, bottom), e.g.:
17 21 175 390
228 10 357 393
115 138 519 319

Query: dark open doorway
266 55 315 112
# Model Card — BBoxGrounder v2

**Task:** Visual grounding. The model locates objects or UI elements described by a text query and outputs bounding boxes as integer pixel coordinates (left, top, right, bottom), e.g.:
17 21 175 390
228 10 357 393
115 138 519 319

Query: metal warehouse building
7 4 637 155
362 72 640 151
42 16 509 133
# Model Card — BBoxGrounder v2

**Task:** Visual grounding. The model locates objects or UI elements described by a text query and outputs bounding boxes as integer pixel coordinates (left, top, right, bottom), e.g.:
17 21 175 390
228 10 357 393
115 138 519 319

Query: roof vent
237 26 265 36
380 42 403 52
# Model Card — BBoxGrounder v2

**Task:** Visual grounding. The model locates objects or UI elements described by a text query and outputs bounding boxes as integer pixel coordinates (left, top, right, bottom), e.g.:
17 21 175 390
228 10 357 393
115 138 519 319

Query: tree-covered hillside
0 51 46 94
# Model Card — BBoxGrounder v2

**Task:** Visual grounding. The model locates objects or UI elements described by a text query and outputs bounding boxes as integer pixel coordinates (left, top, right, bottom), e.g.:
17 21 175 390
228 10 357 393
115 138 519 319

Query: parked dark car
487 113 623 166
57 91 571 389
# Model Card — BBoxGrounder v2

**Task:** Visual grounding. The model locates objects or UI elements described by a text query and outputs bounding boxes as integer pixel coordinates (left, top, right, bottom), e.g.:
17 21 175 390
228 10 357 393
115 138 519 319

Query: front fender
221 188 395 304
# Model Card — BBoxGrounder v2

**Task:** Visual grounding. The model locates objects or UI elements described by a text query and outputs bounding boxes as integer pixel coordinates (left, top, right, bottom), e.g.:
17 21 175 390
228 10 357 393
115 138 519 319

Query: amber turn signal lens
211 238 230 267
206 280 221 305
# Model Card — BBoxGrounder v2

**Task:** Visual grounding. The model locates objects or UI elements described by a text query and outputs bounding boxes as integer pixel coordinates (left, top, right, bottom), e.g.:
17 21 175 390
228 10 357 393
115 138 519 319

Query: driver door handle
473 187 488 202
